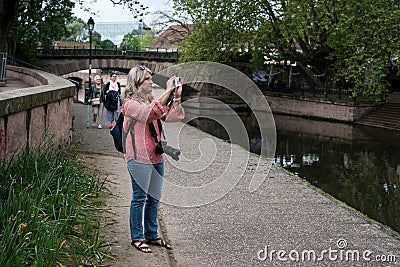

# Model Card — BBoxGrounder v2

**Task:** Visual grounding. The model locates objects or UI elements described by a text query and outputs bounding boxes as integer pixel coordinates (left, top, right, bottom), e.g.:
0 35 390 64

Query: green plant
0 142 110 266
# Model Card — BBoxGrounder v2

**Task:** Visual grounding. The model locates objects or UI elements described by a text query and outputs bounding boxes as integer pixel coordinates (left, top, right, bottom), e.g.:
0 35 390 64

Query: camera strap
148 119 166 143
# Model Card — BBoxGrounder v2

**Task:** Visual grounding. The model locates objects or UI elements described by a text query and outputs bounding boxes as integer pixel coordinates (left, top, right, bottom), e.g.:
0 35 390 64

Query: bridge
34 47 179 76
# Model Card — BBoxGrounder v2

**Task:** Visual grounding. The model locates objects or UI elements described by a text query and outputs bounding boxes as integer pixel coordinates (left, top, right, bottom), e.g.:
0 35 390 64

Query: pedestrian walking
104 72 121 129
87 75 105 129
121 65 184 253
121 39 127 55
54 41 59 55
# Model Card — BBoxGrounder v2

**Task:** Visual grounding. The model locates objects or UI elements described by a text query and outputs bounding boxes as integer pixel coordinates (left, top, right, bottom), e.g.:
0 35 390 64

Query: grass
0 141 113 266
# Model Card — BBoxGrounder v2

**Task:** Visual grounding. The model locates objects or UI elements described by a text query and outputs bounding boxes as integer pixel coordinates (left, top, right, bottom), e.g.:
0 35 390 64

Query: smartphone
174 77 182 87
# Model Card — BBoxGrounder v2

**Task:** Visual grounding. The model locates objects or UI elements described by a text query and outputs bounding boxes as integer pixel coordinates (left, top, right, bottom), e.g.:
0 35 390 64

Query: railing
0 52 6 86
253 66 389 104
256 81 388 103
7 55 48 71
36 46 179 60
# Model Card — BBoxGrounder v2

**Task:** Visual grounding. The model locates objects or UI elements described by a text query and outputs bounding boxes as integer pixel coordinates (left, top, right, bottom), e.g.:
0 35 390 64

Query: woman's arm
157 76 178 105
100 84 105 102
124 99 168 123
117 82 121 95
104 82 110 94
88 84 95 101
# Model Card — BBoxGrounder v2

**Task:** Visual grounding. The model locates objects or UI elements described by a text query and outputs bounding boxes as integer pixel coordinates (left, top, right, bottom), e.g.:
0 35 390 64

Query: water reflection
187 114 400 233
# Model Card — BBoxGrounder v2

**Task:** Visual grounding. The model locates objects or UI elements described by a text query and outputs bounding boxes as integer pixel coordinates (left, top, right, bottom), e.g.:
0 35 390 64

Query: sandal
131 240 152 253
145 237 172 249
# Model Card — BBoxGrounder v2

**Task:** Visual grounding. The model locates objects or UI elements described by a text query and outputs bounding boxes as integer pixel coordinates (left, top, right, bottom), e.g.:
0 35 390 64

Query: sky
72 0 174 24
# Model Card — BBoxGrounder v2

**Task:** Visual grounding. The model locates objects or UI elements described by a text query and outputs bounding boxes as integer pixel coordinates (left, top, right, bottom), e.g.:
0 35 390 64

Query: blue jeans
127 160 164 241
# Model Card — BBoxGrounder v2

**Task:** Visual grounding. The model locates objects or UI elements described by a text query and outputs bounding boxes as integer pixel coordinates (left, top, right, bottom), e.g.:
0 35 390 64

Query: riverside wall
266 95 376 122
195 83 377 122
0 66 76 158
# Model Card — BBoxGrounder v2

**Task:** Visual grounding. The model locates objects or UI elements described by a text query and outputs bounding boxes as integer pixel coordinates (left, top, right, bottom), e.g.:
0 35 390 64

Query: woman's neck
138 93 150 103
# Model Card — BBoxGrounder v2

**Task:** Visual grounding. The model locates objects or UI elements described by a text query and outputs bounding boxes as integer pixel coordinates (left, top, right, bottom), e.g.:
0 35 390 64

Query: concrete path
72 95 400 266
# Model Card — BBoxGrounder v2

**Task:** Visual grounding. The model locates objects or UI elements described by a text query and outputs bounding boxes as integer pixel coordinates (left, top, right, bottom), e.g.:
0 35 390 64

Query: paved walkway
72 91 400 266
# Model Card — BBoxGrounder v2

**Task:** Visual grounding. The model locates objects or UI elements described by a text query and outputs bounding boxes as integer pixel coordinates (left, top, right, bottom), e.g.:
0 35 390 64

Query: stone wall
0 66 75 158
188 83 376 123
266 95 376 122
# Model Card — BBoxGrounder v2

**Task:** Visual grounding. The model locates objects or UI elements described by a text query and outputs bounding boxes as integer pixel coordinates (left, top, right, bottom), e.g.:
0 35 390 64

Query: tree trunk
0 0 20 52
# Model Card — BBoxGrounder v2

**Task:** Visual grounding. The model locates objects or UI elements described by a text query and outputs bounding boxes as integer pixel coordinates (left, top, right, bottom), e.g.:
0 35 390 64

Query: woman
88 75 105 129
121 66 184 253
104 72 121 129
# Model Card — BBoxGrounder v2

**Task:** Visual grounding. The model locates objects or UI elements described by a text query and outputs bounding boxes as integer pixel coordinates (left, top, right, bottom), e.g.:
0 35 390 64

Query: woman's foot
131 240 152 253
145 237 171 249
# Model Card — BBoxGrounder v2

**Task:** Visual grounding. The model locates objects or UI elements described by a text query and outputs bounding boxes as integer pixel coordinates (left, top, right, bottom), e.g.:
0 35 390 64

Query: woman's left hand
166 76 176 92
174 78 183 98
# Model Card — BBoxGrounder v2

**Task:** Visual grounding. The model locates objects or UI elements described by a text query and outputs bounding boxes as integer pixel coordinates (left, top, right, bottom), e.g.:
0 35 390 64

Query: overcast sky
72 0 174 23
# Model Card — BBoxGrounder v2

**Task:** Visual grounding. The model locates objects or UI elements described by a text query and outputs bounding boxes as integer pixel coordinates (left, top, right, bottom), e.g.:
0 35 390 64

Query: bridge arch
34 57 177 76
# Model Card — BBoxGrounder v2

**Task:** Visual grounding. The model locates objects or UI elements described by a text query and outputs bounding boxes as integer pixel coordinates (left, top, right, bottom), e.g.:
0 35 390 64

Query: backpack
105 90 119 111
110 113 136 153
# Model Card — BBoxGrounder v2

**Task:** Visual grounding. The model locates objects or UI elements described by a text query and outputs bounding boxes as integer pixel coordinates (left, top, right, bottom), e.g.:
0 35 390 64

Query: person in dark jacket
104 72 121 129
88 75 105 128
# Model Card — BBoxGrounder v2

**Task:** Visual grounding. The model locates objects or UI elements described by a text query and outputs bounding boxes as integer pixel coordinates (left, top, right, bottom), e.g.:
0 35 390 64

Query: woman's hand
174 77 183 98
166 76 176 92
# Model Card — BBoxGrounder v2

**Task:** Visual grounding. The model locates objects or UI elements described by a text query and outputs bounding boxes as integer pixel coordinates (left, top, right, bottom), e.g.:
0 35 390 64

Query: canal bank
72 91 399 266
188 112 400 234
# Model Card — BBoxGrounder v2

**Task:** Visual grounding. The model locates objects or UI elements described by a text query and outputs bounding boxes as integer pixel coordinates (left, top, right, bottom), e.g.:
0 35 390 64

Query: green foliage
140 34 154 49
0 142 111 266
123 33 141 50
101 39 116 49
176 0 255 63
7 0 74 60
175 0 400 98
121 32 154 51
92 31 102 47
63 16 87 42
326 0 400 98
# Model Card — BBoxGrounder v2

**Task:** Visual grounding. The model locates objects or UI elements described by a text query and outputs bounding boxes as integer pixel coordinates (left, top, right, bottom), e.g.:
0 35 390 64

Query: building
94 21 150 45
148 24 193 52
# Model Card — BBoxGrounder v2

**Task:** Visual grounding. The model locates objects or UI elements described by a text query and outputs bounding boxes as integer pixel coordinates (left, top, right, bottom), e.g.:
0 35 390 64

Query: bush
0 143 110 266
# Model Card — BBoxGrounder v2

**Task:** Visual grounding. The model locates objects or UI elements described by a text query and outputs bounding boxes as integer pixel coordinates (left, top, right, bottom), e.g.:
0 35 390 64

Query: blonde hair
124 66 154 101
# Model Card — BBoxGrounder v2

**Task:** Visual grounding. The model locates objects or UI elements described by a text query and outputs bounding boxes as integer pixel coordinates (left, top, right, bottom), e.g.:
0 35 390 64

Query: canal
187 113 400 234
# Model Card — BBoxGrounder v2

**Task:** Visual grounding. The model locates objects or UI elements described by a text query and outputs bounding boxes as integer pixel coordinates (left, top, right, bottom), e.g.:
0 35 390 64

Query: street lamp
86 17 95 128
87 17 95 90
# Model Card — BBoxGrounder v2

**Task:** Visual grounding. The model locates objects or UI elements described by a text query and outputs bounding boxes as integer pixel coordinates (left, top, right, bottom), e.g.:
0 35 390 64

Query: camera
174 76 182 87
155 141 181 161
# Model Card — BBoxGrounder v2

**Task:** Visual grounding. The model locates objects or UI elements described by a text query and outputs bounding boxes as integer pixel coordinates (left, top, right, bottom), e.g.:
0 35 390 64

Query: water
187 113 400 233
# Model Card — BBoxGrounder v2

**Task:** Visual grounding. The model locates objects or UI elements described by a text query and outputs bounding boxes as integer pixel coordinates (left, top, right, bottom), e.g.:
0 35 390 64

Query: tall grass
0 142 111 266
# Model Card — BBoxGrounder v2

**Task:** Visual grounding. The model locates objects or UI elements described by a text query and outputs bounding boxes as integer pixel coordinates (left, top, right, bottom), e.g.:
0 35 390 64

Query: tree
63 17 87 42
6 0 74 59
140 34 154 49
0 0 149 55
174 0 400 98
101 39 115 49
123 33 141 50
121 31 154 51
174 0 253 63
326 0 400 97
92 31 102 47
0 0 19 52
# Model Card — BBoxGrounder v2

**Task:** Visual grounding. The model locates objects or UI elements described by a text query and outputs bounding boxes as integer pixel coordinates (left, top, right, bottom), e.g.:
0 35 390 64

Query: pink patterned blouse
121 98 185 164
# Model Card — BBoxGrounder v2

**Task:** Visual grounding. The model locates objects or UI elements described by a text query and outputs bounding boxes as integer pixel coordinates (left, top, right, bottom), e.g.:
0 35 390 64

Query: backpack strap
148 119 165 144
122 117 137 157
